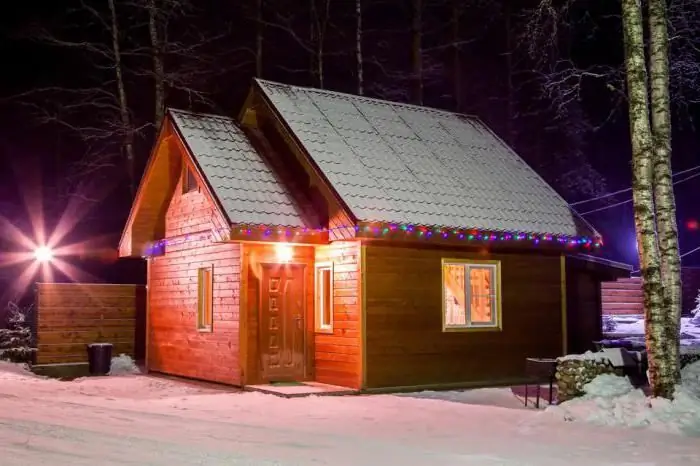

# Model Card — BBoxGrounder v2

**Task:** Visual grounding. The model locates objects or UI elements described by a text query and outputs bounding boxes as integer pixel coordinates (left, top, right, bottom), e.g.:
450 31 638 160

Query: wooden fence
602 267 700 316
35 283 146 365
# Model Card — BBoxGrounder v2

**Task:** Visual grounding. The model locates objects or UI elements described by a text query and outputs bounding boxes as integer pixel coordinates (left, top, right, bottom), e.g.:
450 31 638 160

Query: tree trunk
256 0 263 77
107 0 136 198
356 0 363 95
411 0 423 105
505 3 515 146
648 0 682 386
452 0 461 111
621 0 675 399
148 0 165 129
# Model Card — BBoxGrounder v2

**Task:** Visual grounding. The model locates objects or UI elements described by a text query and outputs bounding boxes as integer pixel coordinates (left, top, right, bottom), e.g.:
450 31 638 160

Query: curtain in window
469 267 492 323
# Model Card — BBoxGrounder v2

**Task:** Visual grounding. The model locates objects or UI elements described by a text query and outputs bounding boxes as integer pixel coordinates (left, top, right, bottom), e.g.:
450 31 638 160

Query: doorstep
245 381 359 398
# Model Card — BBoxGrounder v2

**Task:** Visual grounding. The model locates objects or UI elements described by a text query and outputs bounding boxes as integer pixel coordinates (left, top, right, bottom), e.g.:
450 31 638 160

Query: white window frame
197 266 214 332
315 262 334 333
441 259 501 332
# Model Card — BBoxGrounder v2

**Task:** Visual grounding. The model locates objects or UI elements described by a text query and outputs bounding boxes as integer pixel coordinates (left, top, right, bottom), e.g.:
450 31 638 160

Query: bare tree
451 0 461 111
310 0 331 88
411 0 423 105
648 0 682 391
621 0 678 399
147 0 166 129
356 0 364 95
256 0 264 77
525 0 683 398
107 0 136 197
12 1 140 199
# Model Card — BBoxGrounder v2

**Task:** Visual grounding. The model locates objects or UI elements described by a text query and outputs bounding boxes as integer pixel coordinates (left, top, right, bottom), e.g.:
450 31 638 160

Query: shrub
0 302 36 364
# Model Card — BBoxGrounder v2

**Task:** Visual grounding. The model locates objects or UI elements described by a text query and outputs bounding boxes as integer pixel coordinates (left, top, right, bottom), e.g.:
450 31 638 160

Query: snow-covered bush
693 290 700 316
108 354 141 376
0 302 37 364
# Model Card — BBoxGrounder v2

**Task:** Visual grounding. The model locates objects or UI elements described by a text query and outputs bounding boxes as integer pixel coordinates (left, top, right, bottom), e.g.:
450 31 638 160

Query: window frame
441 258 502 332
197 266 214 332
314 261 334 333
182 164 198 194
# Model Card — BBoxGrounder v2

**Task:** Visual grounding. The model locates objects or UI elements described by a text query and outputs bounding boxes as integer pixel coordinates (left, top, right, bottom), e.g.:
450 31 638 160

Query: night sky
1 0 699 296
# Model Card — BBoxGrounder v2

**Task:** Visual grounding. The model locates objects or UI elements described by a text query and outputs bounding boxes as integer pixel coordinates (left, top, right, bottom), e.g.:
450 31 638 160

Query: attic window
183 166 198 193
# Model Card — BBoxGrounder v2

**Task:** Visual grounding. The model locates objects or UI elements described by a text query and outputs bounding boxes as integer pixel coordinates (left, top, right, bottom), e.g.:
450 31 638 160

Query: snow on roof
169 108 308 227
255 79 597 237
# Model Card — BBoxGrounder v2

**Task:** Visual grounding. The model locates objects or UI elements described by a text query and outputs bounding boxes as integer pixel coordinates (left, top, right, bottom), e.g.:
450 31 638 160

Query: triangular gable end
243 81 358 241
118 114 229 257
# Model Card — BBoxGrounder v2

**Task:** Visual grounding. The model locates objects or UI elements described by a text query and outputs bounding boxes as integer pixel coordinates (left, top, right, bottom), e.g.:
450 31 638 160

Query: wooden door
259 263 306 381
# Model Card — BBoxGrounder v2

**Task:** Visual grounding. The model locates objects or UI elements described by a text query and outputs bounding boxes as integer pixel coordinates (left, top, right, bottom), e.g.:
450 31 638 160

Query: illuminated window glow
442 260 500 330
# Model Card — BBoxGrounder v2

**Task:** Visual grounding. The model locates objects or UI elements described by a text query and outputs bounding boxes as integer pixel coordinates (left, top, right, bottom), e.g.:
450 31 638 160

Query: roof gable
254 79 597 238
168 109 308 228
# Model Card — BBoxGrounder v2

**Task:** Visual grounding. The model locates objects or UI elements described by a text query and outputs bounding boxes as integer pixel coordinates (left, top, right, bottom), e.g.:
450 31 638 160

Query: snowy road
0 366 698 465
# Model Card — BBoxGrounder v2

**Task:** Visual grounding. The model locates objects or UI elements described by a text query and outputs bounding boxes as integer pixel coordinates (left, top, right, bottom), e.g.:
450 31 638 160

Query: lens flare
34 246 53 262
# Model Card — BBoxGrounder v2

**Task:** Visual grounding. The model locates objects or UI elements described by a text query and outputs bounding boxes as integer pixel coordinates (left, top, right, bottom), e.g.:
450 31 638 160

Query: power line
570 164 700 207
578 169 700 216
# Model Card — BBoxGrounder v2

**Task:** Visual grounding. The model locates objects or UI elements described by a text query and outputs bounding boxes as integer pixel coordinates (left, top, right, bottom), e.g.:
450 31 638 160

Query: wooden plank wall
602 268 700 317
363 245 563 389
601 278 643 315
147 172 241 385
314 242 362 389
36 283 144 364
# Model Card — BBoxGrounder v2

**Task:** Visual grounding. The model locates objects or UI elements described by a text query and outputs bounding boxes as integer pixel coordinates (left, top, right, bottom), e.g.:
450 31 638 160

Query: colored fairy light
142 223 602 257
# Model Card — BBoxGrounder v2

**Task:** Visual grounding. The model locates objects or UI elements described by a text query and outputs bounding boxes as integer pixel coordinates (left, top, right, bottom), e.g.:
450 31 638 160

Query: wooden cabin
119 79 621 391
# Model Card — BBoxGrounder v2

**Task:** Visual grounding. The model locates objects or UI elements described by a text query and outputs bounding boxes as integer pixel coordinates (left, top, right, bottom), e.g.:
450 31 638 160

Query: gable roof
169 109 307 228
254 79 597 238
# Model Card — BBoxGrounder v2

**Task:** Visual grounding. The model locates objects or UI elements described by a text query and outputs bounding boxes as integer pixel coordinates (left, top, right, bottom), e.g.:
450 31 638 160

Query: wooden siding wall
314 242 362 389
602 268 700 317
36 283 144 364
241 243 316 385
147 175 241 385
601 278 643 315
363 245 563 389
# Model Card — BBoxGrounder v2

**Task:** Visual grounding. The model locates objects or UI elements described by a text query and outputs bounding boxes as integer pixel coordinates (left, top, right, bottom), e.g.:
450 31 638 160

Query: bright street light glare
34 246 54 262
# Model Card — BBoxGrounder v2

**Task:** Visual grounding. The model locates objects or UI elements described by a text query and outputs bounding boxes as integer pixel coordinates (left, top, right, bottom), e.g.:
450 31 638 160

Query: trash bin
86 343 113 375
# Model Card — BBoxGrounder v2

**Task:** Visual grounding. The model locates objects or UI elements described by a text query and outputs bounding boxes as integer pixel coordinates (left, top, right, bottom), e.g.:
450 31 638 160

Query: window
197 266 213 331
442 260 501 331
183 165 198 193
315 262 333 332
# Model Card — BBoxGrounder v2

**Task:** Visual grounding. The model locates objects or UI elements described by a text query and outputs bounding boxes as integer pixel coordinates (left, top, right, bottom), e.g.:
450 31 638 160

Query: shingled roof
254 79 596 238
169 108 308 228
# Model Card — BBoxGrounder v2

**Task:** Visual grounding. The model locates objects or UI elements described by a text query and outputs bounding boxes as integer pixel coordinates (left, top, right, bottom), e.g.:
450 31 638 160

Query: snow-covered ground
604 315 700 349
546 361 700 436
1 361 699 465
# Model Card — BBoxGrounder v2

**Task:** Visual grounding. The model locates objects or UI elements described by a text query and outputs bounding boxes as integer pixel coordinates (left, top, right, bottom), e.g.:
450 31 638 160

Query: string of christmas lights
143 222 602 256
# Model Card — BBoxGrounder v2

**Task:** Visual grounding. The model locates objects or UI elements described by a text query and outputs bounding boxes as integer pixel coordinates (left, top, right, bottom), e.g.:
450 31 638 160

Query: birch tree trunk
648 0 682 385
356 0 363 95
621 0 675 399
411 0 423 105
107 0 136 198
256 0 263 77
309 0 328 88
148 0 166 129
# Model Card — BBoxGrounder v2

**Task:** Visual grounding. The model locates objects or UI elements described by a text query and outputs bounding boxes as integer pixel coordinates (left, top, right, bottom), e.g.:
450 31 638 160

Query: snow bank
0 361 35 379
108 354 141 376
547 360 700 436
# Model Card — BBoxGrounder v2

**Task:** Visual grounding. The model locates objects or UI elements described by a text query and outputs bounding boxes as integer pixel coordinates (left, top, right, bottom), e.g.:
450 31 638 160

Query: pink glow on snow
0 361 698 465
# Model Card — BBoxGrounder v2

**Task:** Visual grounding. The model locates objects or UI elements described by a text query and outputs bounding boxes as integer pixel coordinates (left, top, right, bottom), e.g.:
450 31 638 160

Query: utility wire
578 169 700 216
570 164 700 207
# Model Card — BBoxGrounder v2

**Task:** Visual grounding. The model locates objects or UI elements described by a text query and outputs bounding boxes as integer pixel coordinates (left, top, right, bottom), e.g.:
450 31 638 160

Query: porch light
275 244 294 263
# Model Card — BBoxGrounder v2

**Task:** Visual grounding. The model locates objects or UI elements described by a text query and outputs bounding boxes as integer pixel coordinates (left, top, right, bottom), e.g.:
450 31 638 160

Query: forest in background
0 0 699 265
